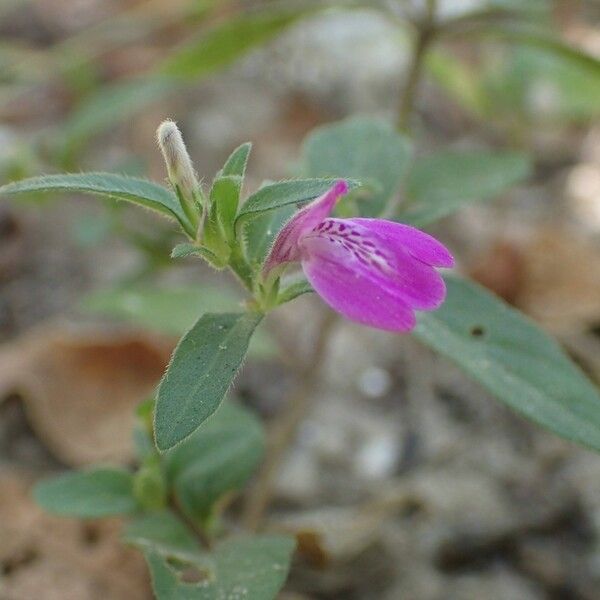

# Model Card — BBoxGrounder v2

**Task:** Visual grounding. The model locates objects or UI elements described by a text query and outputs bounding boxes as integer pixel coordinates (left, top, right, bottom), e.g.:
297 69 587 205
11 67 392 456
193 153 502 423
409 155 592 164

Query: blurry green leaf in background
142 534 295 600
81 284 275 359
57 7 313 162
164 401 264 522
34 468 138 518
302 117 412 216
124 511 205 564
400 150 531 226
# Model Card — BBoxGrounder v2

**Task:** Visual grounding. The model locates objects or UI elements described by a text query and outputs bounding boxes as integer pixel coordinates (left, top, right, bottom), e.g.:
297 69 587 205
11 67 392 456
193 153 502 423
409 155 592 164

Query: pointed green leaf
235 178 360 228
220 142 252 178
414 277 600 451
453 23 600 77
144 534 295 600
401 150 531 226
161 10 309 78
171 243 201 259
170 243 221 265
154 312 262 451
206 175 242 247
0 172 192 234
165 402 264 521
33 468 137 518
277 279 314 305
302 116 412 216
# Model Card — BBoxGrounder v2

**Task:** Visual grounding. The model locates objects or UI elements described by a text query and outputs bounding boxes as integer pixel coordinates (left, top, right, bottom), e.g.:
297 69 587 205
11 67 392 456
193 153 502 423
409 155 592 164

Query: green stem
397 0 438 132
228 244 255 292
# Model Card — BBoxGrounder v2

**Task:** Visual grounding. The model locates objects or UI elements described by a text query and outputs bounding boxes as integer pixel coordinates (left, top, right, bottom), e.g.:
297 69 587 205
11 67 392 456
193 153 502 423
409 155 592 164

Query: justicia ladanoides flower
263 180 454 332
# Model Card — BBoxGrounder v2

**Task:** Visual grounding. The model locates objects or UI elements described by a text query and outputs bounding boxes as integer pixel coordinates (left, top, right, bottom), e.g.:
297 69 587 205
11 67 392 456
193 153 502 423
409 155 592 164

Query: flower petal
263 180 348 273
348 218 454 268
301 218 447 311
302 253 417 332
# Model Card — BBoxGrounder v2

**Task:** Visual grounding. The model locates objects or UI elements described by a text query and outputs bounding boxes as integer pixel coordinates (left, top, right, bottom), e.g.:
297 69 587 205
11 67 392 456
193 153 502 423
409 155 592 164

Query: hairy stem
242 309 338 531
228 244 255 292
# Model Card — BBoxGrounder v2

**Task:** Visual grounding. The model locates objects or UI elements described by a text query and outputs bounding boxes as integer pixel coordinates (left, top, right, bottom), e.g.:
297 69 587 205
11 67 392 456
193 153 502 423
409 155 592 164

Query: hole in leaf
179 566 208 584
166 557 210 584
470 325 485 338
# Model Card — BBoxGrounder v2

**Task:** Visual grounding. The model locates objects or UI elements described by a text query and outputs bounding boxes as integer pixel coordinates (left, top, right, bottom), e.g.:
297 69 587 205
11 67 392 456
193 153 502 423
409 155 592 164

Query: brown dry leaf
0 468 151 600
0 208 25 282
469 240 526 305
470 228 600 334
0 326 172 466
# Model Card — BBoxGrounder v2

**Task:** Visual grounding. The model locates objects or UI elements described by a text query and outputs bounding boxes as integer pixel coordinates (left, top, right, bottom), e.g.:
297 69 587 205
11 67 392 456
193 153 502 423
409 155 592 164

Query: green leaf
457 23 600 77
220 142 252 178
439 0 551 33
144 534 295 600
205 175 242 251
509 46 600 121
154 312 262 451
33 468 137 518
414 277 600 451
171 243 201 259
161 10 309 78
0 172 193 235
301 116 412 216
277 279 314 305
170 243 221 265
235 178 359 229
165 402 264 521
81 285 242 336
124 511 203 563
401 150 531 226
243 204 295 268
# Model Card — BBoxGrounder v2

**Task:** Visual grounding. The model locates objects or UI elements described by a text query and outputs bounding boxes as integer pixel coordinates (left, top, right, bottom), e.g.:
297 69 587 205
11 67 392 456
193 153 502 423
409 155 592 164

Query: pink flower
264 180 454 332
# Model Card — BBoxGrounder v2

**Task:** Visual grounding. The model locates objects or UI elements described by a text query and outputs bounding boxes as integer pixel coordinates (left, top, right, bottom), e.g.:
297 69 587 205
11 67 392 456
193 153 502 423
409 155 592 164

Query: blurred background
1 1 600 598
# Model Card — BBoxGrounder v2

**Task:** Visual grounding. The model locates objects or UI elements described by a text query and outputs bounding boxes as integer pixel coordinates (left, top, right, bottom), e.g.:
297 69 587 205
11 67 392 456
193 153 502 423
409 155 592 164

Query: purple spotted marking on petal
347 218 455 268
302 218 446 312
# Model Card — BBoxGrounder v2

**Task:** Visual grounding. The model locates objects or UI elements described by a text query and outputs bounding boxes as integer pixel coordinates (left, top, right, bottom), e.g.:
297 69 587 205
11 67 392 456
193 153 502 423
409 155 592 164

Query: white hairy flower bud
156 120 202 229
